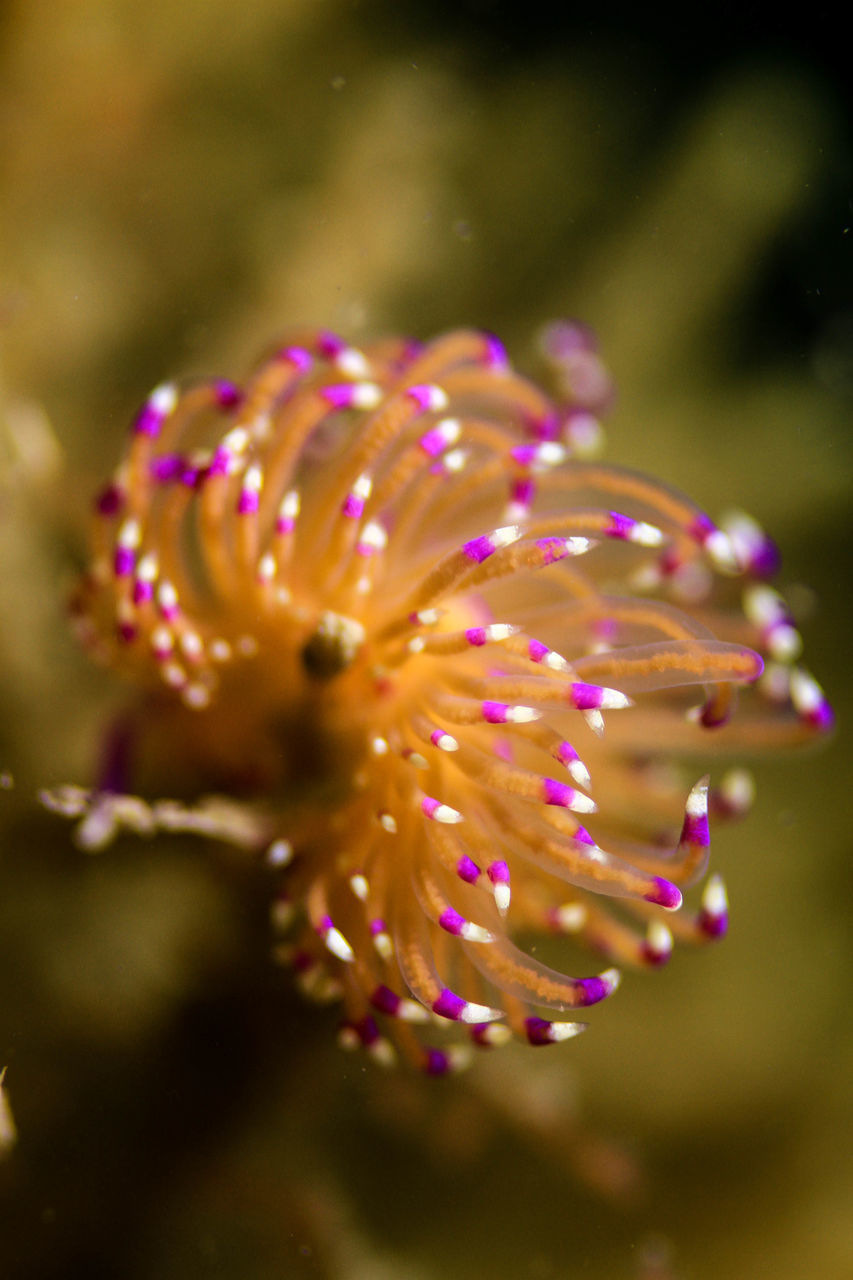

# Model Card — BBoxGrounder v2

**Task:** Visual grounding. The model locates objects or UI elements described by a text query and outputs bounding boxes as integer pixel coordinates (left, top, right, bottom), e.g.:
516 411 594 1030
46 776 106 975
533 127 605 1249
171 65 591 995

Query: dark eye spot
301 611 365 680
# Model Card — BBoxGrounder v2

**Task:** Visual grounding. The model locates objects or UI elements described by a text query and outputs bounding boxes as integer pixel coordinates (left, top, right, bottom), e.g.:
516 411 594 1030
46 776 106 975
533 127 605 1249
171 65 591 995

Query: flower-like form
59 326 832 1074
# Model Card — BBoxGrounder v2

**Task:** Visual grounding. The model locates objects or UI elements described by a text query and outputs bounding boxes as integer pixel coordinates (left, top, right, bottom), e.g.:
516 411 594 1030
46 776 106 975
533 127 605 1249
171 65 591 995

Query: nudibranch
51 324 832 1074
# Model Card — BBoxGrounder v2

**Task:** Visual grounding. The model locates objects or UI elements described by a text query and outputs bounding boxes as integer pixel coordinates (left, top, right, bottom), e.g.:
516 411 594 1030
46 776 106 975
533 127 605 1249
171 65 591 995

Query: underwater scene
0 4 849 1278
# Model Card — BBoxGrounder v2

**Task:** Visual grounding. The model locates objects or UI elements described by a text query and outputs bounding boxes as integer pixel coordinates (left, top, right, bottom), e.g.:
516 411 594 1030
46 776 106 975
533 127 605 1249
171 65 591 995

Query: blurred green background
0 3 850 1277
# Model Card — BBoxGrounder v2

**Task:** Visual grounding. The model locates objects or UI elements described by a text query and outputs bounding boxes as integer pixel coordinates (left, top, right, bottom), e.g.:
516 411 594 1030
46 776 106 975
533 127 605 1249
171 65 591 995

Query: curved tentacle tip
680 777 711 849
524 1016 588 1046
645 878 684 912
438 907 495 943
487 860 511 914
432 988 504 1025
642 921 674 966
699 874 729 939
470 1021 513 1049
791 669 834 732
569 682 633 712
422 1045 472 1076
576 967 622 1006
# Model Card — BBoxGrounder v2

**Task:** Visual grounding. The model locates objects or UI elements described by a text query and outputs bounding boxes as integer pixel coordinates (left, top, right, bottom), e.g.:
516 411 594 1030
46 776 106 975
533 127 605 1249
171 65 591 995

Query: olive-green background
0 4 850 1277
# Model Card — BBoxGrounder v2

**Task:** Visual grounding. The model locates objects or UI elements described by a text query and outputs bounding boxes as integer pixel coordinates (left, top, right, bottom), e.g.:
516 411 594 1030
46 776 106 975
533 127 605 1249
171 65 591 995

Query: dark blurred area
0 3 850 1277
